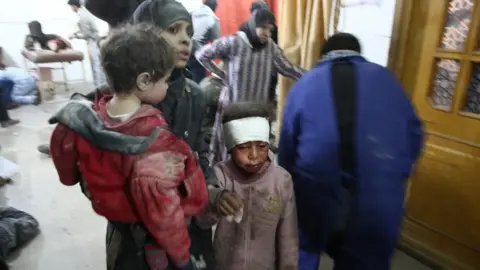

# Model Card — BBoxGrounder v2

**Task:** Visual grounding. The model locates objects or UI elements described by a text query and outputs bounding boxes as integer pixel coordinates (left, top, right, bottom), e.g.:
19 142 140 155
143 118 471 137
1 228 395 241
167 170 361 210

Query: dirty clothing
75 69 216 269
197 152 298 270
49 96 208 268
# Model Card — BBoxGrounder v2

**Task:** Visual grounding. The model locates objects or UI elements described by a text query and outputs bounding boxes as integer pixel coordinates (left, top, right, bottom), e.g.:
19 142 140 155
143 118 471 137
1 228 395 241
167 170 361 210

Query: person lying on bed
24 21 71 52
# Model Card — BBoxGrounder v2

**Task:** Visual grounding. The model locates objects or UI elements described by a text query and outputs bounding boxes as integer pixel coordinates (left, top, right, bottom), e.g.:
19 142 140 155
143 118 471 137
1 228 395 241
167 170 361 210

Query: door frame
387 0 451 268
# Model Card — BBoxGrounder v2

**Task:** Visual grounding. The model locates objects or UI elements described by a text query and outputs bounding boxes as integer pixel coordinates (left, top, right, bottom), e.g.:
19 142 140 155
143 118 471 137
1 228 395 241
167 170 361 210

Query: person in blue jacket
278 33 424 270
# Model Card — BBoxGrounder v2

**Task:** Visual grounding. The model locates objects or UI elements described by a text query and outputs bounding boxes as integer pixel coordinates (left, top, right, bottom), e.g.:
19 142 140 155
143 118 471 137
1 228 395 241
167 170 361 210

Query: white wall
0 0 202 83
0 0 109 82
335 0 396 66
0 0 396 82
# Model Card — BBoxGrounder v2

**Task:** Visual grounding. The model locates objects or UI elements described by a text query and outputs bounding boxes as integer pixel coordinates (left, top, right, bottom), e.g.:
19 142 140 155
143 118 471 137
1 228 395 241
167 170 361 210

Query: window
429 0 480 115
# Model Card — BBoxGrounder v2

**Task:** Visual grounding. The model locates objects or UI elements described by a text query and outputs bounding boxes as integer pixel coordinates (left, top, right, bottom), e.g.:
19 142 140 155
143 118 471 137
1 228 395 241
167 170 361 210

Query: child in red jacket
49 23 208 270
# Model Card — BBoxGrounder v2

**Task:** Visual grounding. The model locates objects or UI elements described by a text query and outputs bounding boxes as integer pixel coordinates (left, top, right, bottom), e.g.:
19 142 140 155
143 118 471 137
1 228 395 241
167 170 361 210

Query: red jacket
49 96 208 265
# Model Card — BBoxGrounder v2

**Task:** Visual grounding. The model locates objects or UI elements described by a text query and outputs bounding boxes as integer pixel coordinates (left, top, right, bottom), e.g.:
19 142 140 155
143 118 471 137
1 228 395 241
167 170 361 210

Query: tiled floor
0 82 432 269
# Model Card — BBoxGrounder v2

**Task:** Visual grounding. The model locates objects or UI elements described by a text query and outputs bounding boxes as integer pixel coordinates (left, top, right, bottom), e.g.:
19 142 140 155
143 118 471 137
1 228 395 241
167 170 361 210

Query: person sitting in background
24 21 70 52
0 67 40 106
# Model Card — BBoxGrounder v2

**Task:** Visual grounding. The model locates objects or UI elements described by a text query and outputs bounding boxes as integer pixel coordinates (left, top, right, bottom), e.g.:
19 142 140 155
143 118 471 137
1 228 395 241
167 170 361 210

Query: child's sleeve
129 152 191 268
50 124 81 186
196 166 226 229
273 44 306 80
195 35 235 79
276 173 299 270
179 152 209 216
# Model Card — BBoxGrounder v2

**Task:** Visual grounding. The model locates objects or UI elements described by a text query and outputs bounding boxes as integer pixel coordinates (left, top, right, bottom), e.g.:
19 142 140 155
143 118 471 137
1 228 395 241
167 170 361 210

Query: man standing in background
189 0 220 83
68 0 105 88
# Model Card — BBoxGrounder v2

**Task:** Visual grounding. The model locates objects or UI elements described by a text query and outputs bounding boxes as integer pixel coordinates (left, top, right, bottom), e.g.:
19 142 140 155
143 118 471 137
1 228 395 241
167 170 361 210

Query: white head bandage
223 117 270 150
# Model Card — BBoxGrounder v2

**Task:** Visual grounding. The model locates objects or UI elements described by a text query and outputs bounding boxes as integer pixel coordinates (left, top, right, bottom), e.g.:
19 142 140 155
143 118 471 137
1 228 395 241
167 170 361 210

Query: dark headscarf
28 21 48 46
250 0 269 13
204 0 217 12
321 32 362 56
239 9 276 50
131 0 191 29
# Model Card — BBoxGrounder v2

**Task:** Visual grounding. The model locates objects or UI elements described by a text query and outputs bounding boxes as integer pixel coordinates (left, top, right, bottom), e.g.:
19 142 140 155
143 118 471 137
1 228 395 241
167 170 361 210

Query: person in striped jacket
196 9 305 163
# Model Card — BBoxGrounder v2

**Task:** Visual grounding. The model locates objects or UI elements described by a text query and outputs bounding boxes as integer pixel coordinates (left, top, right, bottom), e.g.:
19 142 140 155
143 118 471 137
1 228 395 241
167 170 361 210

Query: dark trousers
187 56 207 84
0 79 13 105
0 93 9 122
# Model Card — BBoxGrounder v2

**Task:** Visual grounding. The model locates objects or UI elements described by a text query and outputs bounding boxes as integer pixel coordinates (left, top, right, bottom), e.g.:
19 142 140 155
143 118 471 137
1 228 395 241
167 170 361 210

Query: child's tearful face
231 141 269 174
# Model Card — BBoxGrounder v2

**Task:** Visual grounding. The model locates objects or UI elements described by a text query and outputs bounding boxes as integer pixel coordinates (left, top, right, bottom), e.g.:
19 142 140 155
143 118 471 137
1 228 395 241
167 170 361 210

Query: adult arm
273 44 305 80
209 19 221 41
195 35 236 79
74 13 100 41
194 102 217 187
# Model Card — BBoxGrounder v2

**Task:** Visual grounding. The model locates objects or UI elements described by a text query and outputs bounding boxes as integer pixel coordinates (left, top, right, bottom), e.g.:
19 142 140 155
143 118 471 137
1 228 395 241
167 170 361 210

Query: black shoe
37 144 51 155
0 119 20 128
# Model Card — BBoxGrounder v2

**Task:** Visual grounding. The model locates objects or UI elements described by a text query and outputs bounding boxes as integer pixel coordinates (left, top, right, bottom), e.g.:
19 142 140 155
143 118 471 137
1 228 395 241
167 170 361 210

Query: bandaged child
198 102 299 269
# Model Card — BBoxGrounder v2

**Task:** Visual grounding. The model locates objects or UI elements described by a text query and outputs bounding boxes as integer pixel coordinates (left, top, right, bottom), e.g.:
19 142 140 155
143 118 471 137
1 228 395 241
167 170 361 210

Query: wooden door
403 0 480 269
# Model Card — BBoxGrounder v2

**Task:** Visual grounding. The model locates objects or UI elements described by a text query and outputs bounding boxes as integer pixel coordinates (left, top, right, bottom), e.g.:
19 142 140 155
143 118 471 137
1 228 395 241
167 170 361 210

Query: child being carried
49 23 208 270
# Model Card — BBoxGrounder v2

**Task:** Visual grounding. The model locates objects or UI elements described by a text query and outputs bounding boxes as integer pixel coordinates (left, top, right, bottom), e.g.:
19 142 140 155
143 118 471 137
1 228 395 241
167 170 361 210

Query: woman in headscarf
196 8 305 163
24 21 70 52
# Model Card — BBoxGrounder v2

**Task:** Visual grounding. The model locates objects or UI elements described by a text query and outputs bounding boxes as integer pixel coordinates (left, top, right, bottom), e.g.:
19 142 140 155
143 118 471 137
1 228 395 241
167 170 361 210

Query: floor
0 82 432 269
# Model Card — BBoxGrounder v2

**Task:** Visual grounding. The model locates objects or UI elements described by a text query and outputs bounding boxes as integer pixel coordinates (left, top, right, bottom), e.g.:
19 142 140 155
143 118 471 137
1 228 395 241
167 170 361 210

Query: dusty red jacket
49 96 208 265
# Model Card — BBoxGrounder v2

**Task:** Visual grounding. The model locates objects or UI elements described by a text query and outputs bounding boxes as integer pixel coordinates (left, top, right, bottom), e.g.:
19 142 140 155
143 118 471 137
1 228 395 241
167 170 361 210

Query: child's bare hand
217 191 243 216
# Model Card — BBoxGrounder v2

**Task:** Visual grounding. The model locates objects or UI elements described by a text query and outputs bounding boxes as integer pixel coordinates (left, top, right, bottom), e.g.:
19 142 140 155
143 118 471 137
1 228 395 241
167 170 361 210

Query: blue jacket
278 56 423 264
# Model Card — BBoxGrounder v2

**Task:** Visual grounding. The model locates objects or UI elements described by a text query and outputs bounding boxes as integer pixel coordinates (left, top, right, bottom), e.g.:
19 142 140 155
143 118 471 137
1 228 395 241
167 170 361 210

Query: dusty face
136 71 171 104
255 24 274 43
159 20 193 69
231 141 269 174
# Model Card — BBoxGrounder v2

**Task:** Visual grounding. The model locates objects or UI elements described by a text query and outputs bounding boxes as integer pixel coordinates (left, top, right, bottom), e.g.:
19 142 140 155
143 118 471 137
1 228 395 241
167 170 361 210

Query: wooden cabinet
398 0 480 269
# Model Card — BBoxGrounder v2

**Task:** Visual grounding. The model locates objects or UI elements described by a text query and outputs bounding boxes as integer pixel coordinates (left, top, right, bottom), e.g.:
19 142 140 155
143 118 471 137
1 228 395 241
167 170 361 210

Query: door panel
405 0 480 269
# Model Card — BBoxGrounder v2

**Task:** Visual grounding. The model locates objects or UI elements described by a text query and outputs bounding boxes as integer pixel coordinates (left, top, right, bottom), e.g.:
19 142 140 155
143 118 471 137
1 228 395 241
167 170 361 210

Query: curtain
275 0 332 139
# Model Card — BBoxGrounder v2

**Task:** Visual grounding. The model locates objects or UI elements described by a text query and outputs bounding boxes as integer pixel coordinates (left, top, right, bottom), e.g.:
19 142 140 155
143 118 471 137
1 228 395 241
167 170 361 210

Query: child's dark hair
100 23 176 93
222 102 274 124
